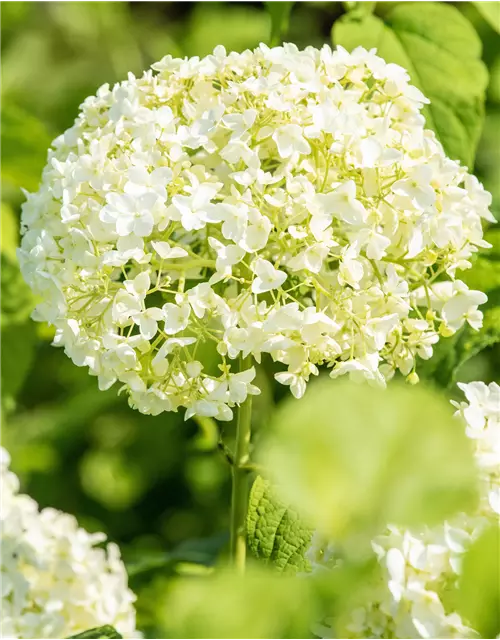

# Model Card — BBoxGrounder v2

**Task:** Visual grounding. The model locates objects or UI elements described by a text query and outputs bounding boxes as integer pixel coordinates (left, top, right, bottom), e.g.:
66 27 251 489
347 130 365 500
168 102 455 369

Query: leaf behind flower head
333 2 489 167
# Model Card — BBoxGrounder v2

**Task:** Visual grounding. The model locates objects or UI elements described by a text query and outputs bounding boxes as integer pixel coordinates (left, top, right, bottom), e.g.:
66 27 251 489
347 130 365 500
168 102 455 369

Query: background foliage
1 3 499 638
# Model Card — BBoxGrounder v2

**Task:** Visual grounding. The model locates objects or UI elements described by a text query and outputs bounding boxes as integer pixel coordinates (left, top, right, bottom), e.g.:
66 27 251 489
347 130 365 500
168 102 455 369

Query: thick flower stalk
308 381 500 639
0 448 138 639
19 43 493 420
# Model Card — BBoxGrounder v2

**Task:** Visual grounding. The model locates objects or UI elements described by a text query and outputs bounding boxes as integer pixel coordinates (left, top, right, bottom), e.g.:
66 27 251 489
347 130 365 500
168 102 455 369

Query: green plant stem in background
229 355 253 572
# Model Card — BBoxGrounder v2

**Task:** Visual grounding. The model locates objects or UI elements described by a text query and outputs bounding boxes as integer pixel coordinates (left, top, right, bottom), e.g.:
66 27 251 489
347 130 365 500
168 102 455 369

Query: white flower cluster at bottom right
308 381 500 639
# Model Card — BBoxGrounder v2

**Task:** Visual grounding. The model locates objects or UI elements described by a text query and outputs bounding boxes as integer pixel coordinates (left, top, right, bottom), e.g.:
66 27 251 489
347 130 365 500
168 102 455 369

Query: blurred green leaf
1 255 35 327
342 1 376 17
183 4 270 57
473 1 500 34
1 321 37 412
80 450 147 511
261 378 478 538
458 524 500 639
1 202 19 261
1 102 52 191
265 2 294 46
68 626 122 639
247 475 313 573
333 2 488 167
159 566 318 639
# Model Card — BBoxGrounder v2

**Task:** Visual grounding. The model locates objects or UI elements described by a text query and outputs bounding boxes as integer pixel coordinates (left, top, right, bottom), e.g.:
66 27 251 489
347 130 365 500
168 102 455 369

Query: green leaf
247 475 313 573
333 2 488 167
183 4 270 57
1 321 37 412
419 305 500 389
260 378 478 539
1 102 52 191
454 305 500 374
159 566 318 639
473 1 500 34
1 202 19 262
265 2 294 46
1 254 35 327
457 524 500 639
342 1 376 17
68 626 122 639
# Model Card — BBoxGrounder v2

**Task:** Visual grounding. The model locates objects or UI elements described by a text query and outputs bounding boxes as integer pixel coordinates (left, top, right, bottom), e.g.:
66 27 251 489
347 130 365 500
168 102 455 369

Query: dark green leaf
68 626 122 639
333 2 488 167
1 321 37 411
458 524 500 638
419 305 500 388
265 2 294 46
247 475 313 573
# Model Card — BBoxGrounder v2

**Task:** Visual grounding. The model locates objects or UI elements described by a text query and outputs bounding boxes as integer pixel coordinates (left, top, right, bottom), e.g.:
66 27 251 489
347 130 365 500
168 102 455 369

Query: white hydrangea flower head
19 43 493 420
0 448 138 639
308 381 500 639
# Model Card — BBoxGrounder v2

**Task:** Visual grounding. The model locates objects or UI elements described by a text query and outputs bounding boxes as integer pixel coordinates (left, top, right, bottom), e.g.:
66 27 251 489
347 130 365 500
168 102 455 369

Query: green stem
229 354 253 572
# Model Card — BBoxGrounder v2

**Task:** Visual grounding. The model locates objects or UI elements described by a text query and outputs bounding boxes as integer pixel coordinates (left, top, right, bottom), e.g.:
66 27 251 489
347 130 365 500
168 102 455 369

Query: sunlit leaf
247 475 313 572
1 202 19 261
473 1 500 34
260 378 478 538
333 2 488 167
458 524 500 639
1 102 52 191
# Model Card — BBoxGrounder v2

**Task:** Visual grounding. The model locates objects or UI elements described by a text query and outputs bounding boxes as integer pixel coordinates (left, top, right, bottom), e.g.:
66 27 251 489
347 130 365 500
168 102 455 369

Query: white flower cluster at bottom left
0 448 138 639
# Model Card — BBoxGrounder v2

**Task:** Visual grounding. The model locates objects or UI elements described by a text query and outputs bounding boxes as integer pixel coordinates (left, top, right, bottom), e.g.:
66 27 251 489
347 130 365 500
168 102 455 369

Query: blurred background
1 2 499 636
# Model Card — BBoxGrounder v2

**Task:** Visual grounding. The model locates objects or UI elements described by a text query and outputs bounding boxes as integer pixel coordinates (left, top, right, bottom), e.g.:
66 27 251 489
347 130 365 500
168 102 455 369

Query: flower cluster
308 381 500 639
19 43 493 419
0 448 138 639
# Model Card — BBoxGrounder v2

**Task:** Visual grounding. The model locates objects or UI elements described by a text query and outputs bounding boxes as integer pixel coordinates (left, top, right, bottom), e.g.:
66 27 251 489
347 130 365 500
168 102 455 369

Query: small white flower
151 241 188 260
162 302 190 335
313 180 367 225
273 124 311 158
101 192 157 237
251 259 287 293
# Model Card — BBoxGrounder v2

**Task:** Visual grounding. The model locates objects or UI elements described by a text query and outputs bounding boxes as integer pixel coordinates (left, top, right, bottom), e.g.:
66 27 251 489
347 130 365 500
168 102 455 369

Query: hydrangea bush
19 43 493 421
0 448 138 639
308 381 500 639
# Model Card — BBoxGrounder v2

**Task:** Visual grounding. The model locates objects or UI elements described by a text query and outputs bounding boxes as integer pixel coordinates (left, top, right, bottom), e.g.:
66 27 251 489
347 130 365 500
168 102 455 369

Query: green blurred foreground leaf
68 626 122 639
261 378 478 539
458 524 500 639
333 1 488 167
160 567 317 639
247 475 313 573
473 1 500 34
